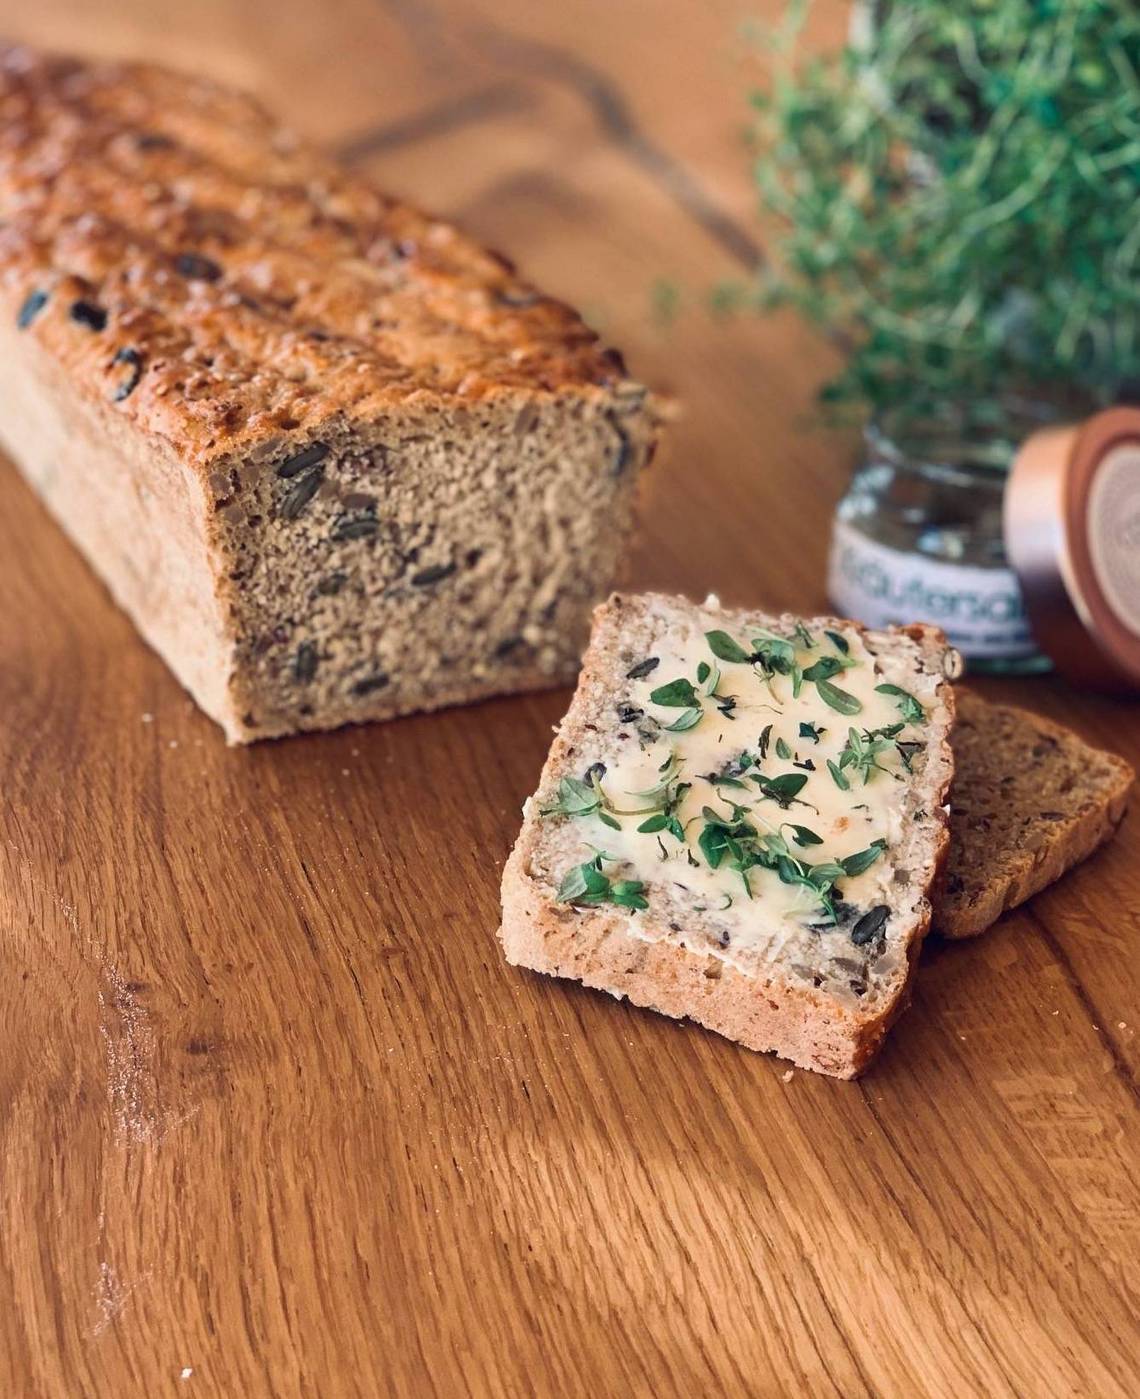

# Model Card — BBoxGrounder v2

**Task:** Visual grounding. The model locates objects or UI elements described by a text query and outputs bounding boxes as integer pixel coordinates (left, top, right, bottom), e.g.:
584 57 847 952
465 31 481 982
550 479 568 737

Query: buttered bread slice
499 592 958 1077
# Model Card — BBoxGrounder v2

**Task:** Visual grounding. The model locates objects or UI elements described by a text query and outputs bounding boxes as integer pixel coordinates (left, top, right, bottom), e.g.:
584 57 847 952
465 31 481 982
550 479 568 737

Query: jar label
828 518 1037 658
1087 442 1140 638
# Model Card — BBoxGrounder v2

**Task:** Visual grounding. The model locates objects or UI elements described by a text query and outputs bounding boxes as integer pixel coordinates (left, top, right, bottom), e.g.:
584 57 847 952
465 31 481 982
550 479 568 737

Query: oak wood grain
1 2 1138 1394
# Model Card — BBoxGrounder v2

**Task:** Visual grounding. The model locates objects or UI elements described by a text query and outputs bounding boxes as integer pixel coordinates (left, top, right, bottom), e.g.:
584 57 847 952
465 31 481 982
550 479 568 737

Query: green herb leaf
637 813 669 834
799 721 824 743
802 655 850 682
610 880 649 911
841 839 887 877
875 683 926 724
649 678 699 708
662 707 703 732
815 678 863 715
787 823 823 847
758 724 773 759
540 775 600 817
824 630 849 654
705 630 751 664
775 736 792 760
754 771 808 807
827 759 850 791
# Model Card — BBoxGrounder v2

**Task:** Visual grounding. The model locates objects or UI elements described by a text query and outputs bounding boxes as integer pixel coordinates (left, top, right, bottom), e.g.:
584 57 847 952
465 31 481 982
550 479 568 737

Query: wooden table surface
3 2 1139 1394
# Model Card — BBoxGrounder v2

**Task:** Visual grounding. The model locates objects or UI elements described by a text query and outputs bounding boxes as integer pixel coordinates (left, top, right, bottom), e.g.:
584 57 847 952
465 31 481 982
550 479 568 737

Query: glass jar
827 422 1050 674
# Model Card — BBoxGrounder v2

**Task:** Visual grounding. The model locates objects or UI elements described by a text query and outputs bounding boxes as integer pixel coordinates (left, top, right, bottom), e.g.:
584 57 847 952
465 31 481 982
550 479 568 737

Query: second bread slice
938 692 1134 938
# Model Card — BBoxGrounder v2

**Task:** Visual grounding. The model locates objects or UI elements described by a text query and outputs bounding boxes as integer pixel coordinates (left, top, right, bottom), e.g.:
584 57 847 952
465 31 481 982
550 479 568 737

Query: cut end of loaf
206 391 655 742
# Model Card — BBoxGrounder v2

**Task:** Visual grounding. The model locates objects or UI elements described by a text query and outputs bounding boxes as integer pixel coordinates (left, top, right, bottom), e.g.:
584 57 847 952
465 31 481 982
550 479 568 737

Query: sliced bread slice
499 592 958 1078
937 691 1134 939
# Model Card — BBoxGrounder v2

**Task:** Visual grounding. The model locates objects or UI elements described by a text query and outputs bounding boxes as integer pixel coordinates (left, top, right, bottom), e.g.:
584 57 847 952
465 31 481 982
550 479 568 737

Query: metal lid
1005 407 1140 692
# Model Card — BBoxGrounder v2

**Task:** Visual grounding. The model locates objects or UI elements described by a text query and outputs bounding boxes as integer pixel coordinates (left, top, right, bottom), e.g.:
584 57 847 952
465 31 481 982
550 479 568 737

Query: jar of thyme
827 420 1050 674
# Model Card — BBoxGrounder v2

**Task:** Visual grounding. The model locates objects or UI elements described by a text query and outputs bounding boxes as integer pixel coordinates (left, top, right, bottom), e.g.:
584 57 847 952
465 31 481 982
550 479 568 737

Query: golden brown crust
0 46 634 471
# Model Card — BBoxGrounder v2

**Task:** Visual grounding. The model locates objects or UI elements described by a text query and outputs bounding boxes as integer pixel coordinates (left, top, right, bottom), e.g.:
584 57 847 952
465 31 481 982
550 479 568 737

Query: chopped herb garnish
840 840 888 877
649 678 699 708
802 655 852 682
838 726 896 784
662 707 703 732
791 621 815 648
753 771 809 808
705 630 751 664
556 856 648 911
541 775 600 817
827 759 850 791
775 736 792 760
799 721 824 743
825 630 850 654
786 823 823 847
875 683 926 724
758 724 772 759
815 678 863 715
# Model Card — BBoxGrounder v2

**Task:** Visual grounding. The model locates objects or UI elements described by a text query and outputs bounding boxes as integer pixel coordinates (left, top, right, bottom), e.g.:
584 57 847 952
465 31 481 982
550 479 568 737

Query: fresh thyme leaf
791 662 803 698
540 775 600 817
662 706 703 732
758 723 772 759
799 721 824 743
598 811 621 831
875 683 926 724
802 655 850 682
625 657 659 680
824 630 850 654
815 678 863 715
637 813 669 834
752 635 796 674
841 839 887 877
716 695 737 718
791 621 815 648
827 759 850 791
787 823 823 847
556 856 647 911
610 880 649 910
793 758 816 771
697 661 710 685
583 761 607 785
775 736 792 760
650 678 699 708
754 771 808 807
838 726 895 783
705 630 751 664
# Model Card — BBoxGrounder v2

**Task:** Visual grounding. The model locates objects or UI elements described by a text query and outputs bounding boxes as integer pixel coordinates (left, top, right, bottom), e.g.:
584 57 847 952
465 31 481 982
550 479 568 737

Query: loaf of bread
938 691 1134 938
500 593 958 1077
0 47 659 741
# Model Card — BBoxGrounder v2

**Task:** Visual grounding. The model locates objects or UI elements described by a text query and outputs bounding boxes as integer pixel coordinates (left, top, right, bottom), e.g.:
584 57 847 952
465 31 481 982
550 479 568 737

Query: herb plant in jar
747 0 1140 671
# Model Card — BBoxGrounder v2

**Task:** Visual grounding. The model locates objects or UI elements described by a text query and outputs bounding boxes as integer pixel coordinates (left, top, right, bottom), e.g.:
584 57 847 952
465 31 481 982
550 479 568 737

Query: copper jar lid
1005 407 1140 692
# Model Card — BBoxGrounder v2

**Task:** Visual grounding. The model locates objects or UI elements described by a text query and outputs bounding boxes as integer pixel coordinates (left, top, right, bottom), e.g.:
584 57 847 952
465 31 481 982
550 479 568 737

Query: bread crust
0 46 639 465
0 47 659 741
499 593 957 1078
937 692 1134 939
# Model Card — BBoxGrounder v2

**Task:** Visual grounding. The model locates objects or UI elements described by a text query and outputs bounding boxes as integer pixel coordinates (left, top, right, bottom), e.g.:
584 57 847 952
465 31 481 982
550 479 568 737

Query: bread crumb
141 712 154 724
342 768 350 776
180 1369 193 1381
168 740 179 749
781 1069 794 1083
